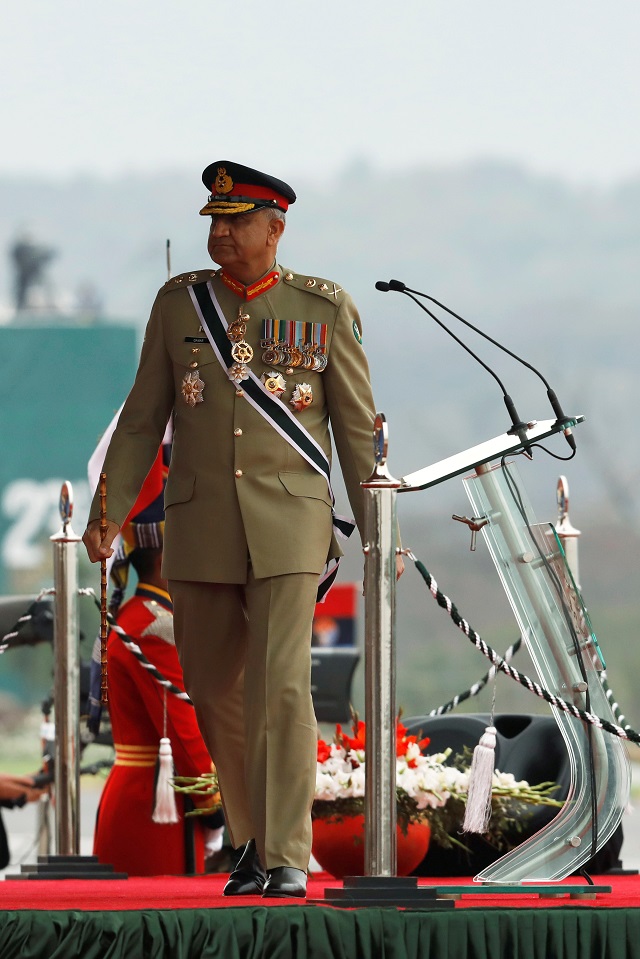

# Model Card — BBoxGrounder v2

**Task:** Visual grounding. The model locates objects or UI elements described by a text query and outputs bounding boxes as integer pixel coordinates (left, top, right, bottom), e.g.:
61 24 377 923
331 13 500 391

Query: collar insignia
220 269 280 301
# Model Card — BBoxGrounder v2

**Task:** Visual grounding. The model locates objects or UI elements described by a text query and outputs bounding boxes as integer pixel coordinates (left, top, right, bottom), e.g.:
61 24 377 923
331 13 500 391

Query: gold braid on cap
200 199 257 215
199 191 283 216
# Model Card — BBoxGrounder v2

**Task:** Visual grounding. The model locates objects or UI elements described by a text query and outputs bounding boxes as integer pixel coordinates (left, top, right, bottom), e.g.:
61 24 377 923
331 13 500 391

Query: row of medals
226 307 327 387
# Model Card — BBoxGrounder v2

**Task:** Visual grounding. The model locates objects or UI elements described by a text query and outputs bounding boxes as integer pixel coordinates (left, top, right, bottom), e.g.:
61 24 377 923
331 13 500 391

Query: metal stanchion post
362 414 400 877
312 414 452 909
50 482 81 856
5 482 126 880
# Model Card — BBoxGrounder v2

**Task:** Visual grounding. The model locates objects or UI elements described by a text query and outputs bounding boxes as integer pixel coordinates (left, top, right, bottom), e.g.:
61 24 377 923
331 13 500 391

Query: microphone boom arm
377 279 576 450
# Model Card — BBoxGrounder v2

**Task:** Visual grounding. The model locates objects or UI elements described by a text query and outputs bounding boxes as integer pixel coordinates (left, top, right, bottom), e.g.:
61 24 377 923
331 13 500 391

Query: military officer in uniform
83 160 402 899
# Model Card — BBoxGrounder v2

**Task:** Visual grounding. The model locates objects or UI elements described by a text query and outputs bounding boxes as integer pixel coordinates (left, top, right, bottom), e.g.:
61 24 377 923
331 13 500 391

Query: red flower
323 717 430 763
396 721 430 758
345 720 366 751
317 740 331 763
333 720 366 753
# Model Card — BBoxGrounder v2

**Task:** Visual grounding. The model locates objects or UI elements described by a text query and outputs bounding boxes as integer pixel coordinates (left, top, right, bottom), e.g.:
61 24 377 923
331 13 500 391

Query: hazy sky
1 0 638 186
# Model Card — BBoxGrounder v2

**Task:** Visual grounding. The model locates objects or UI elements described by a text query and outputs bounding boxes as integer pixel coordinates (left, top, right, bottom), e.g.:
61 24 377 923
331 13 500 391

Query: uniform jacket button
234 428 243 437
235 469 243 478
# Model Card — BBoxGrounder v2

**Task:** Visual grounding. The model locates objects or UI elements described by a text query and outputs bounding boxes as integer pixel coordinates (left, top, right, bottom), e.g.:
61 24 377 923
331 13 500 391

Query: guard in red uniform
93 458 223 876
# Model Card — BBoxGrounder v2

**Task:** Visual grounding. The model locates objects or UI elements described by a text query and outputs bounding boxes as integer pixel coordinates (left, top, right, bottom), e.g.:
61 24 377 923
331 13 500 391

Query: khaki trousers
169 571 319 872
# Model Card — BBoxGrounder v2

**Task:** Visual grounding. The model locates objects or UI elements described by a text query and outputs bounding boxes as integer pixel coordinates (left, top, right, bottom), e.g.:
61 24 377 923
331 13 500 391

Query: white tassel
462 725 496 834
152 737 179 824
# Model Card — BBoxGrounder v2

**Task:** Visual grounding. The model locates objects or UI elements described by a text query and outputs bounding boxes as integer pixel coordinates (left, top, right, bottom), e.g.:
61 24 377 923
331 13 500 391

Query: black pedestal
310 875 455 909
4 854 127 880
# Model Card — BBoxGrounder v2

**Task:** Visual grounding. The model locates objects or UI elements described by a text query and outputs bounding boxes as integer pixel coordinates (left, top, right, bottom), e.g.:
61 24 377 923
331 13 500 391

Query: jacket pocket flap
278 471 332 506
164 473 196 507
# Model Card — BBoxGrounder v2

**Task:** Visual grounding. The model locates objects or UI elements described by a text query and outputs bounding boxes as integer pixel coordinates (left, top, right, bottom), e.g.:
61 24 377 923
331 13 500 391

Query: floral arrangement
173 713 564 855
314 715 564 852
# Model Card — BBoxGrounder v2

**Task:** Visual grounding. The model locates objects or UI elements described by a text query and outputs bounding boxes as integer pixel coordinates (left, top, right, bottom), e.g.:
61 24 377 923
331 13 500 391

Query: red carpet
0 870 637 911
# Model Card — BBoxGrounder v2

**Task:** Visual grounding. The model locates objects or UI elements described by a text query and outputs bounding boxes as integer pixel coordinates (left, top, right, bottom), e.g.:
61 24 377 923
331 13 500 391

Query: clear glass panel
463 460 630 883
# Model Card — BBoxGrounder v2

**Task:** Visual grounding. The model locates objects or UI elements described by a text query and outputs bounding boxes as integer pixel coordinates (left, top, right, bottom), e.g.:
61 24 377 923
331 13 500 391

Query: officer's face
207 210 284 282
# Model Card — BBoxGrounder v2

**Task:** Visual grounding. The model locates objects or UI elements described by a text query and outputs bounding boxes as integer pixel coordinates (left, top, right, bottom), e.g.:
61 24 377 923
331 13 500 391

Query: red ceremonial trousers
93 584 215 876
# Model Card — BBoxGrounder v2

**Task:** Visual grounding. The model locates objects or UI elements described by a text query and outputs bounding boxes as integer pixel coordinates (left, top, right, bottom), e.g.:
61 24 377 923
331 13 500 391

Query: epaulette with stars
282 270 345 303
160 269 218 294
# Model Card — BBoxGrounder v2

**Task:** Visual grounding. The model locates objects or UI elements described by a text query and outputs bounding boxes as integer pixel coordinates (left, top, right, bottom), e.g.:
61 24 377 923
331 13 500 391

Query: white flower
317 745 461 810
348 747 366 767
349 766 366 797
313 725 558 834
492 770 526 789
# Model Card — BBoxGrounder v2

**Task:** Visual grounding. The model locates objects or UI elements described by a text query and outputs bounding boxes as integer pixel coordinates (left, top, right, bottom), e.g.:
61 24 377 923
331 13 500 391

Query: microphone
377 278 576 451
377 280 529 444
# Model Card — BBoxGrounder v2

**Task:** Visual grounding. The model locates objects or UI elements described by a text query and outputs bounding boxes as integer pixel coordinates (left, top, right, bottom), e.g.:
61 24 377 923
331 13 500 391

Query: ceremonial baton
99 472 109 704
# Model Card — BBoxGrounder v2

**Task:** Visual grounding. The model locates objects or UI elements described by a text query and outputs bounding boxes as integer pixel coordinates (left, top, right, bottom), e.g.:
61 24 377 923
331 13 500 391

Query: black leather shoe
223 839 266 896
262 867 307 899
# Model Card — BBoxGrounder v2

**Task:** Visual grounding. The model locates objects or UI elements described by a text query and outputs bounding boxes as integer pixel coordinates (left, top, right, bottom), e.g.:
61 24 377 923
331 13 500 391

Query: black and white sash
188 280 355 599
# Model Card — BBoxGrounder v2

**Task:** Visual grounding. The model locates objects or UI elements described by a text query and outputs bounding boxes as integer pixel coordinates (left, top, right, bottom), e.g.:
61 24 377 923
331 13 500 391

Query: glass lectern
400 416 630 883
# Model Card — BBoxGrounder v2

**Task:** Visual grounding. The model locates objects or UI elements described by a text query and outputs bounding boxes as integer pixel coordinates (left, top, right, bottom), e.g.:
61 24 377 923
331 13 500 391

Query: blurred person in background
91 446 225 876
0 773 46 870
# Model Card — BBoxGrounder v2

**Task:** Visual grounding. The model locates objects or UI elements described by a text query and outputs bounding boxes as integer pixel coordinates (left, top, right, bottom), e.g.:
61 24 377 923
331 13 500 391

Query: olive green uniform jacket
89 266 376 579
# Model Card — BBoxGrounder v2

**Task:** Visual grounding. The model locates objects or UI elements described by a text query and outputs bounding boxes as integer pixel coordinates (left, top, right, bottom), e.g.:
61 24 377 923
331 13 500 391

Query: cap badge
182 370 205 406
290 383 313 411
215 166 234 195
